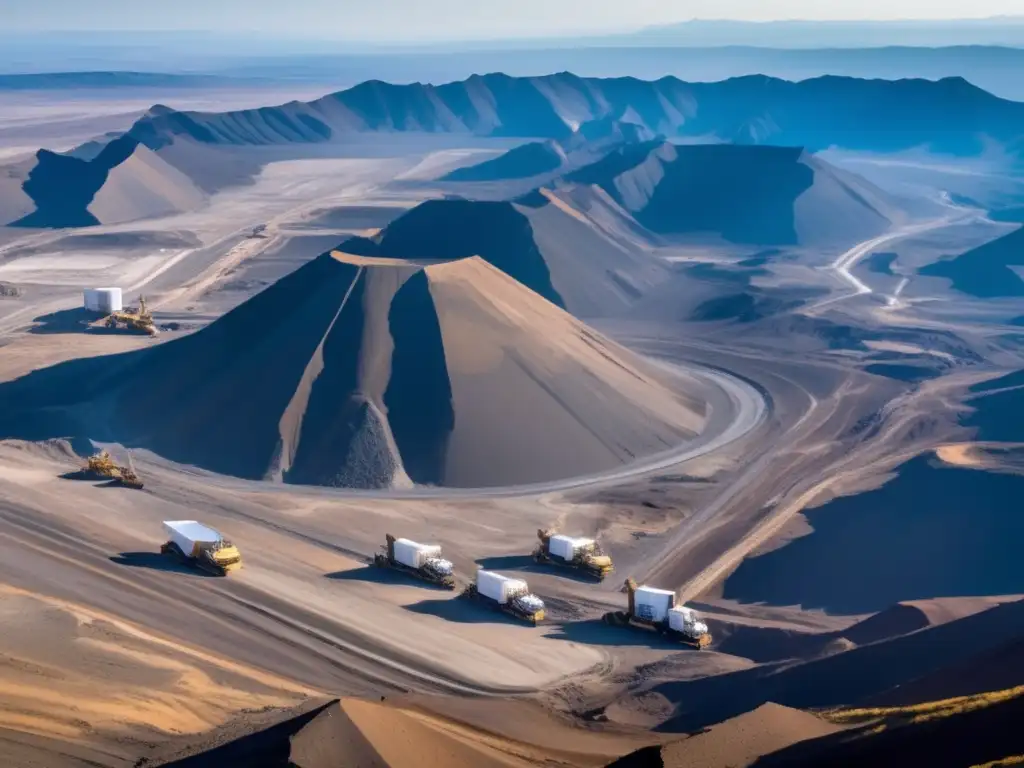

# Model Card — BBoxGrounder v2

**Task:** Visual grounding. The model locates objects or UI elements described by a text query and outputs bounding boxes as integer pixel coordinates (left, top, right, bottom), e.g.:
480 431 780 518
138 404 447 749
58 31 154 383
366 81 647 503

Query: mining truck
603 578 712 649
373 534 455 589
83 450 144 489
463 568 545 624
161 520 242 576
534 529 614 580
105 295 157 336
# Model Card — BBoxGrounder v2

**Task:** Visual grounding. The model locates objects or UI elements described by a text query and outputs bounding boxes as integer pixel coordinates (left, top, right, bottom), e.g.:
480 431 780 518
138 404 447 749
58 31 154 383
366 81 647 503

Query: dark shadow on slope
690 293 808 323
296 205 408 230
736 249 783 268
329 568 457 595
549 619 696 650
840 604 934 646
604 744 665 768
649 598 1024 734
867 636 1024 707
11 135 139 228
920 225 1024 297
28 307 119 335
156 699 387 768
989 205 1024 223
282 274 400 489
572 115 657 145
474 555 537 571
442 140 564 182
0 348 140 447
473 554 605 584
340 199 566 308
969 368 1024 394
709 624 838 664
964 368 1024 441
109 552 215 577
865 251 898 276
288 398 399 489
325 565 410 585
0 252 372 479
110 253 365 480
59 471 136 489
127 106 220 149
685 263 758 286
405 597 526 625
753 693 1024 768
565 139 665 184
723 455 1024 614
383 270 454 485
568 144 815 245
864 363 941 382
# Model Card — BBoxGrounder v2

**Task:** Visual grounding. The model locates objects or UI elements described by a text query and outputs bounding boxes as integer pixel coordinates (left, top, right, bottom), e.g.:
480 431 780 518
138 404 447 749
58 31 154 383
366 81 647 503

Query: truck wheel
161 542 185 563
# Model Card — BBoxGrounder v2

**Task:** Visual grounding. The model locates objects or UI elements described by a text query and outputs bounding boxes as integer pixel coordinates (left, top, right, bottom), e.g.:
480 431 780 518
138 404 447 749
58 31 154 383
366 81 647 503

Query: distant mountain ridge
0 71 239 90
118 72 1024 159
3 71 1022 228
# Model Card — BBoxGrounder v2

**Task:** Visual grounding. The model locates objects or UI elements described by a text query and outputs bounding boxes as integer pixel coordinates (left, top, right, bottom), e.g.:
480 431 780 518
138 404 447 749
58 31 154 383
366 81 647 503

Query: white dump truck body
84 287 123 313
548 534 594 561
548 534 575 560
476 569 529 604
163 520 222 557
635 585 675 623
393 538 443 569
668 605 709 637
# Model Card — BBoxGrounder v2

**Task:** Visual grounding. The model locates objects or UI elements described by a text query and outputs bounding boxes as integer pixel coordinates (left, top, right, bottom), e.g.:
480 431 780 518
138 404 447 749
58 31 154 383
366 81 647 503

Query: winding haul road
809 192 985 313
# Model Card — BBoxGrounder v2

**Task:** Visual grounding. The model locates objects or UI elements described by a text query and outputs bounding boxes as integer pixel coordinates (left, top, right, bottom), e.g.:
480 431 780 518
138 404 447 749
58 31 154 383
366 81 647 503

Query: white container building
84 287 122 313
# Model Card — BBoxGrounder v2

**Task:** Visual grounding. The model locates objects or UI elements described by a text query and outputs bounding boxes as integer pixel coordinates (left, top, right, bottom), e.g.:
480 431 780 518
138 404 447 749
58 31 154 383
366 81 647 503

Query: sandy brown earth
1 95 1023 766
608 703 842 768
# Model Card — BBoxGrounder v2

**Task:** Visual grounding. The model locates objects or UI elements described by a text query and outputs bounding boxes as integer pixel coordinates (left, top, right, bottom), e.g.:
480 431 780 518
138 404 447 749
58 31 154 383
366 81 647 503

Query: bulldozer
602 578 712 650
105 295 157 336
84 450 144 489
534 529 614 580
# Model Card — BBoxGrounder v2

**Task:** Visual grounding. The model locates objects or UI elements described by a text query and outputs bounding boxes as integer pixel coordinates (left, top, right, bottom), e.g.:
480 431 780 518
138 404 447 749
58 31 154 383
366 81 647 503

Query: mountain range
3 71 1021 230
116 73 1024 157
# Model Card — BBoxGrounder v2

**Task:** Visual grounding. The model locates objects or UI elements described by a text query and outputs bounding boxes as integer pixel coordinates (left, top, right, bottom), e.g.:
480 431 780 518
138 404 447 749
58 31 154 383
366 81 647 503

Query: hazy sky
2 0 1022 39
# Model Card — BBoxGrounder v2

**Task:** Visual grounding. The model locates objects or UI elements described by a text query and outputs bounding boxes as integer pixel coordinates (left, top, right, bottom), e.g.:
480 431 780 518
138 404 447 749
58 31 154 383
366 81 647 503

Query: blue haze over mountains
3 19 1024 101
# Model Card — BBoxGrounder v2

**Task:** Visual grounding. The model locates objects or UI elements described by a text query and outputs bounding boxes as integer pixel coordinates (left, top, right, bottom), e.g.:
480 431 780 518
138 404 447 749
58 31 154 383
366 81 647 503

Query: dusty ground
1 93 1023 765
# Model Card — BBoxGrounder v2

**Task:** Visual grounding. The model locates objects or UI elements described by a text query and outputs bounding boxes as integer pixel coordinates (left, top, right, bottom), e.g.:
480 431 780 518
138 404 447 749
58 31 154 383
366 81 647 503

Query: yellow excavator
105 295 157 336
84 451 144 489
